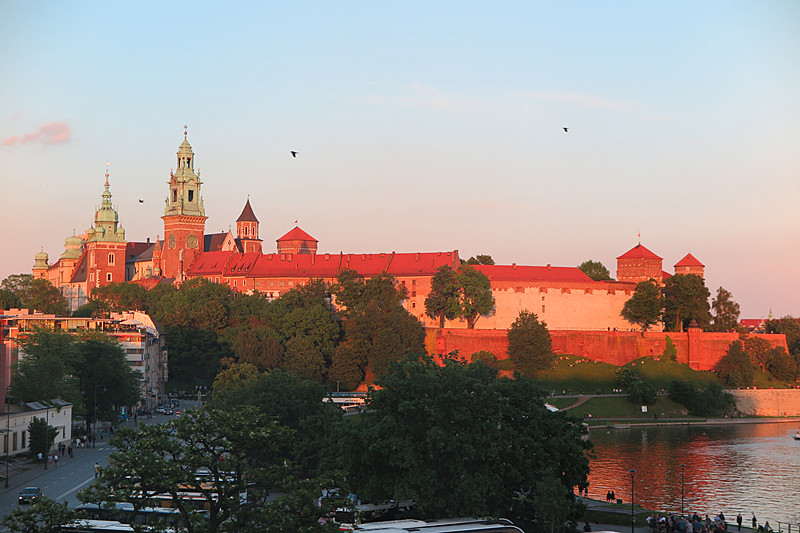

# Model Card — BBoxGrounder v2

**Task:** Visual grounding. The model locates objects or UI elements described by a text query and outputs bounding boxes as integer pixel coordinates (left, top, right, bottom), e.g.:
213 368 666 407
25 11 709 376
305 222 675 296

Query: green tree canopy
714 340 756 387
28 417 59 460
662 274 711 332
1 274 68 315
457 264 494 329
333 270 425 381
577 260 613 281
88 282 149 315
464 254 495 265
80 406 339 533
424 265 461 328
336 355 590 530
620 279 662 332
709 286 741 332
9 328 80 405
1 496 75 533
507 310 553 374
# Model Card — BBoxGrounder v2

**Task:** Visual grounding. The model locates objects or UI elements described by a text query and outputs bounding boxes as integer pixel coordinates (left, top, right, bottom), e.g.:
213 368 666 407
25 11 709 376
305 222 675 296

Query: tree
620 279 662 332
457 264 494 329
79 406 339 533
424 265 461 328
662 274 711 332
1 496 75 533
88 282 149 315
577 260 612 281
230 327 284 370
714 340 756 387
464 254 495 265
8 328 81 404
0 287 22 309
336 355 589 531
28 417 59 461
210 369 343 478
765 316 800 356
663 336 678 362
743 336 772 373
765 346 798 381
1 274 68 315
282 335 327 382
613 367 656 405
507 310 553 374
710 287 741 332
667 381 736 417
211 362 262 402
75 337 141 431
334 270 425 381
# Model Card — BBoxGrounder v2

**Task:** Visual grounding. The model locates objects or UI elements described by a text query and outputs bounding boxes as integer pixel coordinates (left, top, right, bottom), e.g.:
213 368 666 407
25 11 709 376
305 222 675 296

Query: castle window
107 273 113 282
215 278 219 283
188 190 194 202
108 252 115 265
542 305 545 313
172 190 177 202
412 302 416 309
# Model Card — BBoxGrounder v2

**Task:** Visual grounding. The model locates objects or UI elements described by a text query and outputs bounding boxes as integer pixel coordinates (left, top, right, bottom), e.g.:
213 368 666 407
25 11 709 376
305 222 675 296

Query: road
0 405 196 519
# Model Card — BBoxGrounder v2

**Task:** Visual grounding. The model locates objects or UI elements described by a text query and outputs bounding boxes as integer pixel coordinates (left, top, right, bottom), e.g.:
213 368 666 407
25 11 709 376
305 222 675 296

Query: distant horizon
2 2 797 319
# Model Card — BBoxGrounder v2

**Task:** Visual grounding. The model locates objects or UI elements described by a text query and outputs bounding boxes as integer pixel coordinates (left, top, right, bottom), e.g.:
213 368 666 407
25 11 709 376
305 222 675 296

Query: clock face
168 234 176 249
186 234 198 249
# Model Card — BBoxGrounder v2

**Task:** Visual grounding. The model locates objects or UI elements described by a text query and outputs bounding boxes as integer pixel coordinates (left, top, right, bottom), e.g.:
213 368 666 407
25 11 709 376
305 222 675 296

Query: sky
1 1 798 319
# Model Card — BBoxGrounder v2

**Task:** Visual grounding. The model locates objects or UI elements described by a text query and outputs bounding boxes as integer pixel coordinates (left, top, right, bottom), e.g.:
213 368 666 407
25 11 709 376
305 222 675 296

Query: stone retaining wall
730 389 800 416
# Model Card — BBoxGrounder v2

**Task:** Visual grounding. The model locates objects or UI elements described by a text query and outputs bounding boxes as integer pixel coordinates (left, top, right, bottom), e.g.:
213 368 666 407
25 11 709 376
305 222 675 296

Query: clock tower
159 127 207 280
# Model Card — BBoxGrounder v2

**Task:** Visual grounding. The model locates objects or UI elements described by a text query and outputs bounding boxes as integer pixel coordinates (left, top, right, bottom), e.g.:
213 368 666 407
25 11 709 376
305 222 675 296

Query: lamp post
680 464 686 515
4 405 9 488
629 469 636 533
92 382 98 448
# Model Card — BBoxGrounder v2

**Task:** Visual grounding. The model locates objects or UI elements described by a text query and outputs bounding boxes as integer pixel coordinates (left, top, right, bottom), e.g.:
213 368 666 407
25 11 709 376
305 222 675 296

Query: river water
587 422 800 525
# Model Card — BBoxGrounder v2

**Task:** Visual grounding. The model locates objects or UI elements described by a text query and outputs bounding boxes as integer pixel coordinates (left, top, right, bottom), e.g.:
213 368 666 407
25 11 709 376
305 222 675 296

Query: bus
74 502 208 526
341 518 526 533
60 520 137 532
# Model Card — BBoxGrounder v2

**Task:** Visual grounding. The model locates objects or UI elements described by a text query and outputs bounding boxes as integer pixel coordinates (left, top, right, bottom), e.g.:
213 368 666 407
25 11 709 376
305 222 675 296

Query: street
0 407 191 519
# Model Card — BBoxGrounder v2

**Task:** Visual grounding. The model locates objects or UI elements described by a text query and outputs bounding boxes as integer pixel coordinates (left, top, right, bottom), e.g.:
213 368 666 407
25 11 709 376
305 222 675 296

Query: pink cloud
3 121 71 147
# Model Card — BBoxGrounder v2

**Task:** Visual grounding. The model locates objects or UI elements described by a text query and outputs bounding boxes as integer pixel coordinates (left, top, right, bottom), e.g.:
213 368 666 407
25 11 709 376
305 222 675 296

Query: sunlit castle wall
427 329 788 371
429 264 647 332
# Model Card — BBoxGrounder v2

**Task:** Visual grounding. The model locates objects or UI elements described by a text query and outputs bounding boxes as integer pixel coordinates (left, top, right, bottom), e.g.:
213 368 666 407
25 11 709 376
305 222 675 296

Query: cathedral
34 130 704 331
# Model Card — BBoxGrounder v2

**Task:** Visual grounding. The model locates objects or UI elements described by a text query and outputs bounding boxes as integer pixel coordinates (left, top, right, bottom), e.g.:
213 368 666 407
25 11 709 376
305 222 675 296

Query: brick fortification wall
730 389 800 416
427 329 788 371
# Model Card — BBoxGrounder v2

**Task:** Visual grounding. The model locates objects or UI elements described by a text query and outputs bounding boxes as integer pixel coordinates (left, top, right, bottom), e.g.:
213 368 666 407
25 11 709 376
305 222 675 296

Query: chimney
547 264 551 270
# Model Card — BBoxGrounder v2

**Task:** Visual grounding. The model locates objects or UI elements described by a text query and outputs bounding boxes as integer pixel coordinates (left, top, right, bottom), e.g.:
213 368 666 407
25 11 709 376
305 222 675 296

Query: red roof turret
236 199 259 223
617 243 662 260
674 253 704 268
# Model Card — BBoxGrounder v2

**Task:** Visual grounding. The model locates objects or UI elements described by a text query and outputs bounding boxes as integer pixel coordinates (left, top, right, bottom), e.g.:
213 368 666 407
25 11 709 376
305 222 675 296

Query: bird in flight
138 199 144 203
562 127 569 132
290 151 298 158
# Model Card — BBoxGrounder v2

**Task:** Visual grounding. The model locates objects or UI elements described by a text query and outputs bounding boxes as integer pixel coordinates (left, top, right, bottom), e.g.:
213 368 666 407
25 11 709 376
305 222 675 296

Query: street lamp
4 404 9 488
680 464 686 515
629 469 636 533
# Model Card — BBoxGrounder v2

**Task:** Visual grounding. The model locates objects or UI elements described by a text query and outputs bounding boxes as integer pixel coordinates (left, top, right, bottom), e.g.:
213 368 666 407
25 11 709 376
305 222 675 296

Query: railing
776 522 800 533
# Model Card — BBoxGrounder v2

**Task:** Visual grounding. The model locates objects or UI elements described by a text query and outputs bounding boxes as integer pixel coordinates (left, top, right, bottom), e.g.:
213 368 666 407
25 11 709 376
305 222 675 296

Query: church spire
164 127 204 217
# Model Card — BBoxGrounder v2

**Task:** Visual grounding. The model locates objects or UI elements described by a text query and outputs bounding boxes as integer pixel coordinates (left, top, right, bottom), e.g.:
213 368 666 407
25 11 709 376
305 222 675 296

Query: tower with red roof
277 226 318 255
674 253 704 278
158 129 207 280
616 243 664 284
236 198 262 254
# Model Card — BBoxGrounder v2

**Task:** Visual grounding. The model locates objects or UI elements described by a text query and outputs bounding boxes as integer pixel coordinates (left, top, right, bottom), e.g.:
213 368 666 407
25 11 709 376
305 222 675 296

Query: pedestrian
54 454 59 467
37 452 42 463
94 462 100 478
737 514 742 531
752 515 757 530
68 445 73 458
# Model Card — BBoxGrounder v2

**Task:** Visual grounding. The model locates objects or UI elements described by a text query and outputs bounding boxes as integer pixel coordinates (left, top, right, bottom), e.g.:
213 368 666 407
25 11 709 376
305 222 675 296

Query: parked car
19 486 41 504
163 409 174 415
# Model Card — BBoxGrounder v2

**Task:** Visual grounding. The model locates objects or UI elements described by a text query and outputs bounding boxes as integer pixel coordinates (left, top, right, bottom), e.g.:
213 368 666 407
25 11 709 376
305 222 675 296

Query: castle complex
34 131 706 332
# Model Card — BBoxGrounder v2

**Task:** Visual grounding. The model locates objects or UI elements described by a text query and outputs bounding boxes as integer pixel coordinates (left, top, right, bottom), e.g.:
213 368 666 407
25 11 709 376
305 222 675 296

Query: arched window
108 252 115 265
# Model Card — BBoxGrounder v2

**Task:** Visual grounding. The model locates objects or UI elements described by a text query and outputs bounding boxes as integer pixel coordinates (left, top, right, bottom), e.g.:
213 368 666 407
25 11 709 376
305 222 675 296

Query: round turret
33 249 49 269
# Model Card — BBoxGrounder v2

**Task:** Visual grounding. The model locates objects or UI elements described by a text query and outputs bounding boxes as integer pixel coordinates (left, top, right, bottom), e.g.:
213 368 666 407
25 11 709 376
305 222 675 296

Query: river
586 421 800 525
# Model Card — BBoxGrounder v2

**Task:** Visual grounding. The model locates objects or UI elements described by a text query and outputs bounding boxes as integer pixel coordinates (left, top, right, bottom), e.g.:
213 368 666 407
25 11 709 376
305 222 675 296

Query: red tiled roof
474 264 593 283
236 199 259 223
187 250 460 278
674 253 704 268
617 244 662 260
277 226 317 243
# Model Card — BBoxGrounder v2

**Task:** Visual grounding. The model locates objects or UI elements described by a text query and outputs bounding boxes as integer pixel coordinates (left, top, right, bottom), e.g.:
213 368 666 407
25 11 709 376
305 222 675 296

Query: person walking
54 454 59 467
752 515 757 530
737 514 742 531
94 462 101 478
